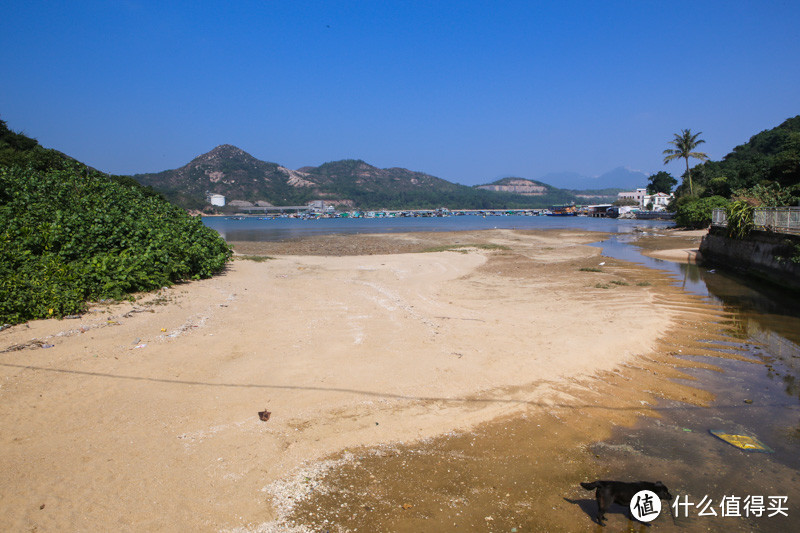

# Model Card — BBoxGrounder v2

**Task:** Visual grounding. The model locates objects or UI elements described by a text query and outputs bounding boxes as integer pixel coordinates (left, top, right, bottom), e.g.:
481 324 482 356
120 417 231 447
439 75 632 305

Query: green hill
690 115 800 198
133 147 578 210
0 118 231 325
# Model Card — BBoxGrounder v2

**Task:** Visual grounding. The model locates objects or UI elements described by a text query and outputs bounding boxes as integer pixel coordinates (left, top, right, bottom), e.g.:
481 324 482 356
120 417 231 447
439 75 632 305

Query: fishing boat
546 204 578 216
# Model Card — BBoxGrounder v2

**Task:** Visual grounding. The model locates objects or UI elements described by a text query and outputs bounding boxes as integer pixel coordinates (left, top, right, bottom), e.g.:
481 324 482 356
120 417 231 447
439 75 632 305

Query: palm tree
663 129 709 196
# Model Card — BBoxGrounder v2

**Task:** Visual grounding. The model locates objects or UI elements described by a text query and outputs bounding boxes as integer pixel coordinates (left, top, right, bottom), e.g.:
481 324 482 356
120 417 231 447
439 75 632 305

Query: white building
645 192 673 211
617 188 674 211
208 194 226 207
617 188 647 206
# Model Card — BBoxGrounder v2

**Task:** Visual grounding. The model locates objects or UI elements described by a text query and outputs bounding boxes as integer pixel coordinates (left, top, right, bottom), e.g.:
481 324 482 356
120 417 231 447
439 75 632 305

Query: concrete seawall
700 227 800 291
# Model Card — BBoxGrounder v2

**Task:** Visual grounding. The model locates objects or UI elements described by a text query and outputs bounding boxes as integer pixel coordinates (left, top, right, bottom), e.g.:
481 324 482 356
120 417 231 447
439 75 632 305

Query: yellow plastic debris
709 430 773 453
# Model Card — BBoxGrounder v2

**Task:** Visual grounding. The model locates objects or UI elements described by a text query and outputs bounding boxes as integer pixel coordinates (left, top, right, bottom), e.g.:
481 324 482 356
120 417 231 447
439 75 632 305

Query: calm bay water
202 214 675 242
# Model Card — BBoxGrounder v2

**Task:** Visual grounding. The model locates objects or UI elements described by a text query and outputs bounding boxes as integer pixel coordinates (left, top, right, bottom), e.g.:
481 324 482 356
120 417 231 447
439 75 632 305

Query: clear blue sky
2 1 798 186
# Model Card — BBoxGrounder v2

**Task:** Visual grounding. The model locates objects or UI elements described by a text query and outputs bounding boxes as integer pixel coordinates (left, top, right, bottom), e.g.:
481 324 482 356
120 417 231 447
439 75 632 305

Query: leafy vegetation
0 120 232 325
673 195 729 229
725 199 756 239
663 129 709 196
685 116 800 201
646 171 677 194
668 116 800 229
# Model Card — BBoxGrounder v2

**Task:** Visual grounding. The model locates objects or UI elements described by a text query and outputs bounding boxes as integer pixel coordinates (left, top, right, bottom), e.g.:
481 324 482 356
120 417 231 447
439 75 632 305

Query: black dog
580 480 672 525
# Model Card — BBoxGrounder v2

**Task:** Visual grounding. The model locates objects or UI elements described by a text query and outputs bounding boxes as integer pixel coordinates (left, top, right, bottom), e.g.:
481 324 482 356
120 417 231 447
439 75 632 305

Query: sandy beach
0 228 731 531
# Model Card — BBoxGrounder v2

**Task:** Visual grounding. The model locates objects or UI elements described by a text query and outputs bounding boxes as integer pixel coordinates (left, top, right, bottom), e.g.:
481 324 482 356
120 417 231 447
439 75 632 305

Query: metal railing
711 208 728 227
712 207 800 234
753 207 800 234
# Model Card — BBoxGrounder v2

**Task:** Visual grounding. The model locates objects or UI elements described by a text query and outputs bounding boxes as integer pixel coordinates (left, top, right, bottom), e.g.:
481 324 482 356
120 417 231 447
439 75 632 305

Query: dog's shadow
563 498 653 528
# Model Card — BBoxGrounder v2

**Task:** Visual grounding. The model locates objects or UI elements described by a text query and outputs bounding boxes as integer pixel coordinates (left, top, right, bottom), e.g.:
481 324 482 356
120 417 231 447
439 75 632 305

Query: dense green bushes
0 166 231 324
672 195 729 229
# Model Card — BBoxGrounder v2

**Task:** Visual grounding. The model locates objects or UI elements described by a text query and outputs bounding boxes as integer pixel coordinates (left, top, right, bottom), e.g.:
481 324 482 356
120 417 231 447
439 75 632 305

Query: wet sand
635 228 707 264
0 228 769 531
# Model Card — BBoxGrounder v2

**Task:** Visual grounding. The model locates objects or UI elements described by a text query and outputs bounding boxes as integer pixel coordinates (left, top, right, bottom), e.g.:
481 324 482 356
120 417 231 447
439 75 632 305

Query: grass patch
421 243 510 253
235 255 275 262
636 281 652 287
142 296 171 306
580 267 603 272
595 283 611 289
610 280 629 286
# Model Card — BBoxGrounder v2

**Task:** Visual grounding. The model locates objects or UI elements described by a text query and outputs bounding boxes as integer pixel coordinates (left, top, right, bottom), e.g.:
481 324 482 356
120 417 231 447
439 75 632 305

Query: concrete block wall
700 228 800 292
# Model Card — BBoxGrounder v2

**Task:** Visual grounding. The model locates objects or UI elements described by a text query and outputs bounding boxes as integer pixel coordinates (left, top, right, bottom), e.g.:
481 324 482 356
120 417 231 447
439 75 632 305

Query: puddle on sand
588 233 800 531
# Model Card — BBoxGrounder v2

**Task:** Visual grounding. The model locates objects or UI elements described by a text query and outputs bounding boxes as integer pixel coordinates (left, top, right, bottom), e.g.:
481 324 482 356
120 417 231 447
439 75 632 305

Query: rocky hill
132 146 578 210
132 145 315 209
476 177 551 196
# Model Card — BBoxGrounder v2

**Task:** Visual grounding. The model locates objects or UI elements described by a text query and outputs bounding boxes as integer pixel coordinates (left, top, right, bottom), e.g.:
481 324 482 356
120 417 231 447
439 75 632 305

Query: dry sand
0 229 722 531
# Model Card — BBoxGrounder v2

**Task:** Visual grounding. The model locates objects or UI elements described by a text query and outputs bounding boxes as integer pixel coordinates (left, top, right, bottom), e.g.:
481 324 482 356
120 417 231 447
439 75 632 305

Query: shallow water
590 233 800 531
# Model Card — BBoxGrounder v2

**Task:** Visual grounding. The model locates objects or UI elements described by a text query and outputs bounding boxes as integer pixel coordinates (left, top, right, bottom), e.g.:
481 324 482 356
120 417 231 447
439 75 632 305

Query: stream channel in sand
582 231 800 532
209 216 800 532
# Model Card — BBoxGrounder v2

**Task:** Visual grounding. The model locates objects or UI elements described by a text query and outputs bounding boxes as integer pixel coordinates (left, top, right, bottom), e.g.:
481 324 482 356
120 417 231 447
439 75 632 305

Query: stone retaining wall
700 227 800 291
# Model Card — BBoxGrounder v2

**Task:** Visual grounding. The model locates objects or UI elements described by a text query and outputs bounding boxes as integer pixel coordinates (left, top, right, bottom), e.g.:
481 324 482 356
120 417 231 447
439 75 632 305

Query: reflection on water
594 233 800 532
594 232 800 389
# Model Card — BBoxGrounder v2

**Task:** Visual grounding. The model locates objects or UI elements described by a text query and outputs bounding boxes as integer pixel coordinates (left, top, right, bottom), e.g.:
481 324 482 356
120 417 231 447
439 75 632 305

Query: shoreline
634 227 707 264
0 228 721 531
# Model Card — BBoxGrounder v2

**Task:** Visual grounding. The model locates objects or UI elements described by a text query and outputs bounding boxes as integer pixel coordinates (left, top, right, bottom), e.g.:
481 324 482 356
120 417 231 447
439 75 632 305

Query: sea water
202 214 675 242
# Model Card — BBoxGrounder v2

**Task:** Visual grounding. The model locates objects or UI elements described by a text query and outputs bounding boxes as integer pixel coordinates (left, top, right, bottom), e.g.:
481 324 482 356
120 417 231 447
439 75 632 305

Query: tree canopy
646 171 677 194
663 129 709 196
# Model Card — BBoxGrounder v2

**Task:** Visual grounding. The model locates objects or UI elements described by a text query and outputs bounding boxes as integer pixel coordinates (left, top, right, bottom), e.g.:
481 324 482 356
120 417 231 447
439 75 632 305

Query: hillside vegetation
673 116 800 228
133 147 578 210
690 116 800 197
0 119 231 325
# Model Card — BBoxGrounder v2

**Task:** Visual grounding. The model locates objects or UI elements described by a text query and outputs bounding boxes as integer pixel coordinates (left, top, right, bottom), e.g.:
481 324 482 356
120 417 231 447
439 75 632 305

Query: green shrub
0 166 232 324
673 195 729 229
726 199 755 239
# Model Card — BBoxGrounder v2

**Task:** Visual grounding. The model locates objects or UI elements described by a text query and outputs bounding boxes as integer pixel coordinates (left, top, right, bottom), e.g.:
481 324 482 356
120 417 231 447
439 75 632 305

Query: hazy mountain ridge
476 177 625 203
540 167 649 190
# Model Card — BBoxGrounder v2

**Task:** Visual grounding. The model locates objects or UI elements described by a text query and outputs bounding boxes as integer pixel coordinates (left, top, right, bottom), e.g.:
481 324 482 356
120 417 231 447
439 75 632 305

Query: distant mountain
132 146 578 210
538 171 588 189
132 145 312 210
540 167 649 190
